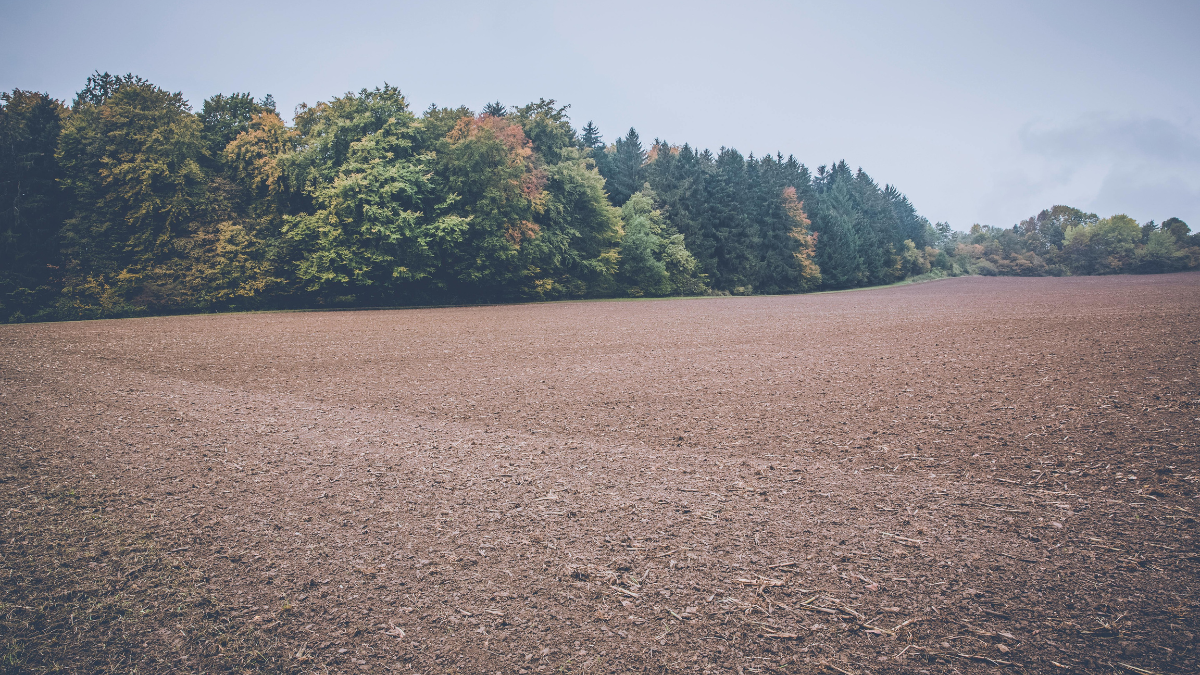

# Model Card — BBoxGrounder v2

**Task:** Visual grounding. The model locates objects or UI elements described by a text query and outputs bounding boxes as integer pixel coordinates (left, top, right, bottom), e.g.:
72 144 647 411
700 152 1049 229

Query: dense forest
2 74 1196 323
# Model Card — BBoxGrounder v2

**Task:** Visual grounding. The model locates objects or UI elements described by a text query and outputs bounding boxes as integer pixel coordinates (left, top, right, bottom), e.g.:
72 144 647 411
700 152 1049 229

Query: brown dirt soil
2 273 1199 675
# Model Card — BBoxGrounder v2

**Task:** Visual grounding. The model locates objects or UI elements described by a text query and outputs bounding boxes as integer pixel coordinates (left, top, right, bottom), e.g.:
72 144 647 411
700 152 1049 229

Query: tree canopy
1 73 1194 323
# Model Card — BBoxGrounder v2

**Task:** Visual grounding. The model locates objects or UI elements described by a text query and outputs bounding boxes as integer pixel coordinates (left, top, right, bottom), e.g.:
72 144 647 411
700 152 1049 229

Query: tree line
1 74 1194 323
934 207 1198 277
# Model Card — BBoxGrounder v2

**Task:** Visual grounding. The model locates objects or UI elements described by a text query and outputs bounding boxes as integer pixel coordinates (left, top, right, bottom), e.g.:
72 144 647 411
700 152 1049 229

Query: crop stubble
2 273 1199 674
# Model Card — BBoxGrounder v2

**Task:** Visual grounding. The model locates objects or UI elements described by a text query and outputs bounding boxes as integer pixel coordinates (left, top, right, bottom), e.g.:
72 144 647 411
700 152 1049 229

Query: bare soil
2 273 1199 675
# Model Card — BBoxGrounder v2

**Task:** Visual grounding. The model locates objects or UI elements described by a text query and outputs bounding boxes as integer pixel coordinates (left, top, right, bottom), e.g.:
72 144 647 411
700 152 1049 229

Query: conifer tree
753 155 817 293
580 121 603 150
644 142 717 280
706 148 756 291
604 128 646 206
812 163 863 288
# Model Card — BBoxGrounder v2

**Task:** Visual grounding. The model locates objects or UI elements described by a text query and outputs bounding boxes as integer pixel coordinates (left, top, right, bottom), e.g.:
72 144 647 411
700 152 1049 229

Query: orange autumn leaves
783 186 822 290
444 113 545 250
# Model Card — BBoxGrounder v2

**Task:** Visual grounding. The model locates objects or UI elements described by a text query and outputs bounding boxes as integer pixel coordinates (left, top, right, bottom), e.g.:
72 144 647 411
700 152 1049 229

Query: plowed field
3 273 1199 674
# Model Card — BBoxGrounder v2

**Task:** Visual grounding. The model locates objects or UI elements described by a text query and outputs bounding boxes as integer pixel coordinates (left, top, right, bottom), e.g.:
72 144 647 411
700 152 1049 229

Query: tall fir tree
753 154 816 293
850 167 902 285
643 141 716 278
481 101 507 117
603 127 646 206
579 121 603 150
812 162 863 288
707 148 757 291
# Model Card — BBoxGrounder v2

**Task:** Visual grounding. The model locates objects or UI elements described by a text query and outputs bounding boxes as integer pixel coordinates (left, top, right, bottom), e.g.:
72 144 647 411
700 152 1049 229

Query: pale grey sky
3 0 1197 229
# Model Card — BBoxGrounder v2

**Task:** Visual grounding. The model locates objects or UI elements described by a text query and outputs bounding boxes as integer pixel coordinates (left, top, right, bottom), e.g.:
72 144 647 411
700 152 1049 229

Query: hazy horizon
3 0 1197 230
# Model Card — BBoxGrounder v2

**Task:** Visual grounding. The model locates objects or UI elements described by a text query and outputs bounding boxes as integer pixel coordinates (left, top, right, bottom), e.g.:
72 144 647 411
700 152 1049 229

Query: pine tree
604 128 646 206
580 121 603 150
706 148 756 291
812 163 863 288
753 154 818 293
850 167 902 284
481 101 507 117
644 142 717 281
73 71 146 107
883 184 929 249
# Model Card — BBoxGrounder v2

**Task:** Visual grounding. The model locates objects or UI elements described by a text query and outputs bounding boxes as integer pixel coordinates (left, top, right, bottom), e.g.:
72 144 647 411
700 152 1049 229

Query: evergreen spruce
603 128 646 206
813 163 863 289
580 121 603 150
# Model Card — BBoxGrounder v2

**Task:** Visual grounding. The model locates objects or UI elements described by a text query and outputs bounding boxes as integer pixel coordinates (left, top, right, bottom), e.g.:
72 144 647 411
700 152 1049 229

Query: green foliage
899 239 931 278
782 186 822 291
416 105 473 152
615 189 705 297
214 111 299 303
224 111 297 205
1161 217 1190 243
932 221 953 247
511 99 576 165
433 113 546 297
285 111 445 296
199 92 276 161
165 175 286 308
0 89 67 322
1135 229 1190 273
12 72 1192 324
72 71 147 107
939 205 1199 278
707 148 758 291
531 148 622 297
662 233 706 295
616 191 663 293
602 128 646 206
481 101 507 117
1018 205 1095 256
812 163 863 289
56 76 208 316
579 121 603 151
1061 214 1141 274
287 85 413 192
641 142 716 279
751 160 821 293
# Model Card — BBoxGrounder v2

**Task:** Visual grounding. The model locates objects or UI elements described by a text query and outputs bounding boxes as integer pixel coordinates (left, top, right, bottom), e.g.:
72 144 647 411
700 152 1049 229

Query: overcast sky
3 0 1197 230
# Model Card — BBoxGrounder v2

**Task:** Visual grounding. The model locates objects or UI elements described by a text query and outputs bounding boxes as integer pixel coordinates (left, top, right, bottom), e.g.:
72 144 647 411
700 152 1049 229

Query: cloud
1019 113 1200 166
1090 167 1200 224
992 113 1200 226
